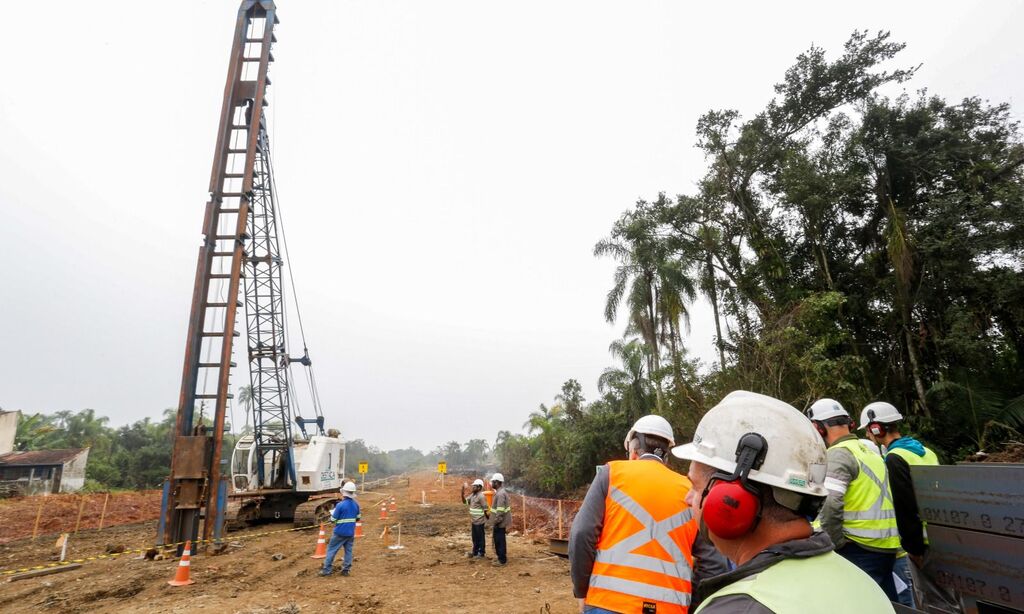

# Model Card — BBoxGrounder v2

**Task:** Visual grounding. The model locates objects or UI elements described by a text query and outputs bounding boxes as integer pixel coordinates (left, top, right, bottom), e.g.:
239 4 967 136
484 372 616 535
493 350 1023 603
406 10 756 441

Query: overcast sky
1 1 1022 452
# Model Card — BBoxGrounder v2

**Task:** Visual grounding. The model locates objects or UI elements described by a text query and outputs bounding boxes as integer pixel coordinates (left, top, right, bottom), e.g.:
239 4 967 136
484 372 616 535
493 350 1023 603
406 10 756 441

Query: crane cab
230 434 346 494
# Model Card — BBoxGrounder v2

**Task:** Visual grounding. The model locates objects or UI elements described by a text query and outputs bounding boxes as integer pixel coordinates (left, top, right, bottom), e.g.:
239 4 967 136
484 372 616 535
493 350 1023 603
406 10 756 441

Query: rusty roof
0 448 88 466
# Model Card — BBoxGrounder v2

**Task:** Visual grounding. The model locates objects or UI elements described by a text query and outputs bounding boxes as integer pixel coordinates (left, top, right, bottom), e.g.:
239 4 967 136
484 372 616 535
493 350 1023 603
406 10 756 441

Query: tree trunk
705 255 727 368
902 317 931 418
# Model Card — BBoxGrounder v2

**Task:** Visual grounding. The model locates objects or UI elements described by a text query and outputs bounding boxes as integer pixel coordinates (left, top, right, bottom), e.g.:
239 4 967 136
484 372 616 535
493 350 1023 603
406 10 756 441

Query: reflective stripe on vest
694 552 896 614
334 518 356 524
586 460 697 614
833 439 900 549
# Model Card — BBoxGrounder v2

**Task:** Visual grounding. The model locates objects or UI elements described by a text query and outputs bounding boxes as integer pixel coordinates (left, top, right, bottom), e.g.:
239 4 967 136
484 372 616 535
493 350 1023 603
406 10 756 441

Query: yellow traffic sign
438 461 447 474
358 461 368 475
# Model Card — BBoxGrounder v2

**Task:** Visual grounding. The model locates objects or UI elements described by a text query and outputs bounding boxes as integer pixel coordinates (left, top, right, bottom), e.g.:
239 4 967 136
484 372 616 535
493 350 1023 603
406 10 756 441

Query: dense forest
8 406 488 490
495 31 1024 497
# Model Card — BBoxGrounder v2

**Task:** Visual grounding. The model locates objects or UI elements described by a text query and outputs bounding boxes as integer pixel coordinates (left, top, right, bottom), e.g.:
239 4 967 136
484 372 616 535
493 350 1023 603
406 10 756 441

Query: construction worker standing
489 473 511 566
807 398 901 601
569 415 728 613
859 401 941 609
462 478 490 559
319 481 360 577
673 391 894 613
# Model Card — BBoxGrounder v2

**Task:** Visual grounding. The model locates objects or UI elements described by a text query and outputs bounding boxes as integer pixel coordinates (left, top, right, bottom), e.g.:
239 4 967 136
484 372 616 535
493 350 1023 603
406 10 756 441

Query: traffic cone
355 521 364 538
168 540 195 586
388 497 397 513
379 504 388 520
310 524 327 559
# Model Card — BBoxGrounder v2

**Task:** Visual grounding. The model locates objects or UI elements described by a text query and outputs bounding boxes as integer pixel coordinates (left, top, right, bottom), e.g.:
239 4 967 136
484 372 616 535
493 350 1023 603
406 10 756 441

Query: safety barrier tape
0 523 319 577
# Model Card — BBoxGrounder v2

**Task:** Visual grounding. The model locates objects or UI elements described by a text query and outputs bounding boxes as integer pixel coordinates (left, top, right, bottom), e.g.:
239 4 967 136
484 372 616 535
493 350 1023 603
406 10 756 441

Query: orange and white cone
168 540 195 586
310 524 328 559
388 497 397 513
379 504 388 520
355 521 364 538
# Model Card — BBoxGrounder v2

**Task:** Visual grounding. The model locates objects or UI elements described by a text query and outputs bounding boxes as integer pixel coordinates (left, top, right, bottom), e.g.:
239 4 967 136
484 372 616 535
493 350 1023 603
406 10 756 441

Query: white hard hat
624 414 675 451
806 398 850 422
472 479 484 487
859 402 903 430
490 473 504 483
672 390 828 498
341 481 357 495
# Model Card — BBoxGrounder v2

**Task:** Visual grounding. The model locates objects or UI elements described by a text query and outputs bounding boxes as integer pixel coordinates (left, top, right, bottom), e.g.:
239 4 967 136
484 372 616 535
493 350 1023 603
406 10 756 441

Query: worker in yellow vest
673 391 894 614
807 398 901 601
569 415 728 613
859 401 940 609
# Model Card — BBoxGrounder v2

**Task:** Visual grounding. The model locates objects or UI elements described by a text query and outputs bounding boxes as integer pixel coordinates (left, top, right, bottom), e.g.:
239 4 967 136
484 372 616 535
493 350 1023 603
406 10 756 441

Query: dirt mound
0 491 161 544
966 441 1024 463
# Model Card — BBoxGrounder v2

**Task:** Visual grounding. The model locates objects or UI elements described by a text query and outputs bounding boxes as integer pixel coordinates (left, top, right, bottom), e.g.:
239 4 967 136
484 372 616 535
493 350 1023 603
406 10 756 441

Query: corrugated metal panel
911 464 1024 538
926 525 1024 611
0 448 87 467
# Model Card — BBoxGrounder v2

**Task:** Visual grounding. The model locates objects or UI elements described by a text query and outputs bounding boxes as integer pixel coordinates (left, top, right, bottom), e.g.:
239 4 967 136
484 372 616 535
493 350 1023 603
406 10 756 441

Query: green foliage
498 30 1024 497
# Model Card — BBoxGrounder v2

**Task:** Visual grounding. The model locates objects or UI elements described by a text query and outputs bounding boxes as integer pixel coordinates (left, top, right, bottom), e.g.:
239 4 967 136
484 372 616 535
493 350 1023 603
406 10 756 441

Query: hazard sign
358 461 368 474
438 461 447 474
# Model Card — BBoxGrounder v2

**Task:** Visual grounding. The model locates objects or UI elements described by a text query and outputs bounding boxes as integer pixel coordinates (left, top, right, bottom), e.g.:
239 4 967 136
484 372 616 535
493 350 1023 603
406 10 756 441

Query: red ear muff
813 422 827 438
701 479 761 539
700 432 768 539
868 422 885 437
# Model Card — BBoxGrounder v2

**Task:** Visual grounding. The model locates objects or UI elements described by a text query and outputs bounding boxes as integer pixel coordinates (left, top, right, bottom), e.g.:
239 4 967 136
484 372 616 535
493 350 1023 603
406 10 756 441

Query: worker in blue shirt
319 481 360 577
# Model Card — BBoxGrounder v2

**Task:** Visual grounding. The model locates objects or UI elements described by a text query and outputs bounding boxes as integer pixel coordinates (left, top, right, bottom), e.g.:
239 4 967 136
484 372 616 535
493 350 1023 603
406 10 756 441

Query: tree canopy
495 30 1024 497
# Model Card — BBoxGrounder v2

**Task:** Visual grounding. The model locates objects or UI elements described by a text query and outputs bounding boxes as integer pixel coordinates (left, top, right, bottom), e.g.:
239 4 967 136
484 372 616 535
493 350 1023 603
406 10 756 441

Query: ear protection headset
700 432 768 539
629 432 668 461
865 408 887 437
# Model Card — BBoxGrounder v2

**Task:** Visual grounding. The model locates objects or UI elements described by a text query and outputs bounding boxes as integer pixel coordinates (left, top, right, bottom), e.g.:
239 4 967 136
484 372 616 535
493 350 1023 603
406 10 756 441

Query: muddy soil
0 478 577 613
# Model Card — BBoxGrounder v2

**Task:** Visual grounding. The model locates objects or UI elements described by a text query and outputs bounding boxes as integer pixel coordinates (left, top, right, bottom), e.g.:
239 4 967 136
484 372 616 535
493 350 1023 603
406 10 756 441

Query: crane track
293 496 340 527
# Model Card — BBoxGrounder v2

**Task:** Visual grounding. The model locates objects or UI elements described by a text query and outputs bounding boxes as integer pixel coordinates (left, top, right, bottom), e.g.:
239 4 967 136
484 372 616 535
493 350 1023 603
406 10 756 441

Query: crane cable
264 133 326 427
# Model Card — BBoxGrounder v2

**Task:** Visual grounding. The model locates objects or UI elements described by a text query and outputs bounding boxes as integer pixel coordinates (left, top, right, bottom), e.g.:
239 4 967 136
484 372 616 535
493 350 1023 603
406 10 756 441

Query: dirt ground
0 477 578 613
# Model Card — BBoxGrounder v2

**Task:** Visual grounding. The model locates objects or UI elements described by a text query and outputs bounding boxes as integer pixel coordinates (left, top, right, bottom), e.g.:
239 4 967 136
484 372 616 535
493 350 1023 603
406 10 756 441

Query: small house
0 448 90 494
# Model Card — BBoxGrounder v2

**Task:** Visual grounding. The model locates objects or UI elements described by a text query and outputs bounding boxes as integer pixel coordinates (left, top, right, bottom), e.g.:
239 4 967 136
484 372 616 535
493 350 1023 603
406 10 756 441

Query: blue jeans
836 542 897 601
894 555 916 608
583 607 619 613
322 534 354 573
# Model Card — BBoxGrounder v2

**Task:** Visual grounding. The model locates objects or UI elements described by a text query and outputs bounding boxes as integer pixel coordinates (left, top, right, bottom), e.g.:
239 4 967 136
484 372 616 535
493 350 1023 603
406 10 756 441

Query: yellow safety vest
887 443 939 544
695 552 895 613
833 439 901 550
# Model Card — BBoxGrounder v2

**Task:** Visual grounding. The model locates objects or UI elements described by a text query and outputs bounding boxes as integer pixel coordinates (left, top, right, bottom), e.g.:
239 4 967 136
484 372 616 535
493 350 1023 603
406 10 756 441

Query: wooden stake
73 495 86 534
558 499 563 540
97 493 111 530
7 563 82 582
31 499 44 540
522 494 527 534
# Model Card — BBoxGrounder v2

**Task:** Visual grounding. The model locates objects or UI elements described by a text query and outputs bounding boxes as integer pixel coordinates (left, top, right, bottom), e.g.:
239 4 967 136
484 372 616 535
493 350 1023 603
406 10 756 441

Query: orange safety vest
585 459 698 614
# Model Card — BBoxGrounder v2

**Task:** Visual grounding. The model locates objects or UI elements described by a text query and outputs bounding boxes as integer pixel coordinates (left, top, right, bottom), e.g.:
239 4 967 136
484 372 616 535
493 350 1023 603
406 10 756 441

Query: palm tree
595 202 698 410
523 403 563 435
14 412 60 451
237 385 254 429
598 338 656 423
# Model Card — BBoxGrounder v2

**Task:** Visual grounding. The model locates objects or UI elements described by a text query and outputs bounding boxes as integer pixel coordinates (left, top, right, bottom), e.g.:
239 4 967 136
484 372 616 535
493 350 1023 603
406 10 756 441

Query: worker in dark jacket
489 473 511 566
319 481 360 577
674 391 894 614
859 401 941 609
569 415 728 613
